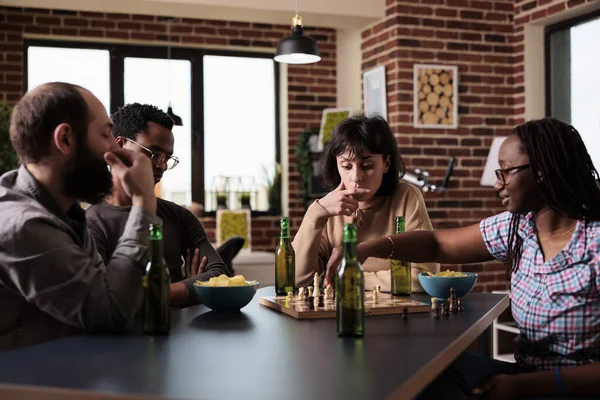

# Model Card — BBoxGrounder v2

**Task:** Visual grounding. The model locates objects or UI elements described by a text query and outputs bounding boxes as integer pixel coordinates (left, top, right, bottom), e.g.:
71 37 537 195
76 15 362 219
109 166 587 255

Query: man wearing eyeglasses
86 103 231 307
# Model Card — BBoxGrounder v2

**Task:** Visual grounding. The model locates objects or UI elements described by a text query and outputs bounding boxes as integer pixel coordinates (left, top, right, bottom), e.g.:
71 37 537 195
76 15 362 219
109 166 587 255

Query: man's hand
104 148 156 215
185 248 207 278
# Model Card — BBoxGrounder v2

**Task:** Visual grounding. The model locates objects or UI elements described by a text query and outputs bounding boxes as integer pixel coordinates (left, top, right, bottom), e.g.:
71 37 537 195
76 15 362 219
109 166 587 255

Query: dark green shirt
86 198 230 305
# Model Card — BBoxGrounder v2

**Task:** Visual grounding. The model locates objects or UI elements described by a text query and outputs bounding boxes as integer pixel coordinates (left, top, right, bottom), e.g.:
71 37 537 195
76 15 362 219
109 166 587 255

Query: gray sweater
0 166 154 351
86 198 230 305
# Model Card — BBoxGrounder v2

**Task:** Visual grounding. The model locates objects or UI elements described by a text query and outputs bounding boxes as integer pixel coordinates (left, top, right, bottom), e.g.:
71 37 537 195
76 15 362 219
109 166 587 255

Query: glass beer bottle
275 217 295 295
143 223 170 335
390 216 411 296
336 223 364 337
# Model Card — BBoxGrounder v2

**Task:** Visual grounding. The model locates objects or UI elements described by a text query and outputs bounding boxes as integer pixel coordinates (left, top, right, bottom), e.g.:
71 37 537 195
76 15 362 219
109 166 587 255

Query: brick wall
362 0 515 292
361 0 596 292
0 6 337 251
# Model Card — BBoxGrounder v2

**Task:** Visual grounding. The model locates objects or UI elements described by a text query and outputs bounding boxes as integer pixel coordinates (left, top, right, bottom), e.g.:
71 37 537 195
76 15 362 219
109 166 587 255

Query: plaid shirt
480 211 600 370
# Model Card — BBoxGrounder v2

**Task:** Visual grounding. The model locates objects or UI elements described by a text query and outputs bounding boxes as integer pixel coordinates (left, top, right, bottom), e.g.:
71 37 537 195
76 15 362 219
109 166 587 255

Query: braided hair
505 118 600 276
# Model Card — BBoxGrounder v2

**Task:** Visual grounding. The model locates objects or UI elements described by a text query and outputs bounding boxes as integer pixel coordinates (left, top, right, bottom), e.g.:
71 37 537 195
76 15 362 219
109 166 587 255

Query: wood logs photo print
413 64 458 129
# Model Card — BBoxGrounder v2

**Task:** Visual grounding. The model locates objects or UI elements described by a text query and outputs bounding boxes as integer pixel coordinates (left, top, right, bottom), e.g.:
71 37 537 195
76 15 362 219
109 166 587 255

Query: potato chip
427 269 468 277
195 274 257 287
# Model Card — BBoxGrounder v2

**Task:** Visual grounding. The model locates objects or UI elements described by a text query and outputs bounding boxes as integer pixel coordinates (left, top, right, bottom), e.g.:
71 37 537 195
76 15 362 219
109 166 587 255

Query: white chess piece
298 287 305 299
312 273 321 297
307 286 313 297
326 284 334 300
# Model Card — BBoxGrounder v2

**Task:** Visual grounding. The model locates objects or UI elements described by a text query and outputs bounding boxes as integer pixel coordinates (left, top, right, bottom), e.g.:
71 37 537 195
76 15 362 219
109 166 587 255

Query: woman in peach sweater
292 115 439 291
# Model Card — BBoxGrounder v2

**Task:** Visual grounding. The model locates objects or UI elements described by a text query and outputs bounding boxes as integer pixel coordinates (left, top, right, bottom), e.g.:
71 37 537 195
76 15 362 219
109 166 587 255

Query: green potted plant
263 164 281 215
0 101 19 175
216 192 228 209
295 127 319 207
239 191 251 209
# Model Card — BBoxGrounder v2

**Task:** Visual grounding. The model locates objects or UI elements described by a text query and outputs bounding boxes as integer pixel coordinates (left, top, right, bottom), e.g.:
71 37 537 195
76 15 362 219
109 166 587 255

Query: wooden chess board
259 292 430 319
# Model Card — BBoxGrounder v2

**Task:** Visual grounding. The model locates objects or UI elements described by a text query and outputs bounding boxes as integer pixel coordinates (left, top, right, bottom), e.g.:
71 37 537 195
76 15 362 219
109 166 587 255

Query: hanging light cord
167 19 172 108
295 0 299 16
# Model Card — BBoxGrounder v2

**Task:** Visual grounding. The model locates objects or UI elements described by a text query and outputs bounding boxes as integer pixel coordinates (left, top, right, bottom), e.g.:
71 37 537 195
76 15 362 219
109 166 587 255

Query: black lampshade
275 24 320 65
167 105 183 126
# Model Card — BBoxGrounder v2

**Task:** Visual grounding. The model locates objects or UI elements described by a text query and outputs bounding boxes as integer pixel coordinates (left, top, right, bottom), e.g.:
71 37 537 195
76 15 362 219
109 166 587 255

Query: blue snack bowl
192 282 259 312
418 272 478 299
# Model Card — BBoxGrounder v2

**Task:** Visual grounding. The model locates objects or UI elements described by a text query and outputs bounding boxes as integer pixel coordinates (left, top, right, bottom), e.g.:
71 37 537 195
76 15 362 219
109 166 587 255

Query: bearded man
0 82 157 351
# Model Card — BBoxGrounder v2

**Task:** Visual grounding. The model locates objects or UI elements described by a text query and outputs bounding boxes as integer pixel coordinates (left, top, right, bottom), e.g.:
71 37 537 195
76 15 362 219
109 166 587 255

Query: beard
63 140 113 204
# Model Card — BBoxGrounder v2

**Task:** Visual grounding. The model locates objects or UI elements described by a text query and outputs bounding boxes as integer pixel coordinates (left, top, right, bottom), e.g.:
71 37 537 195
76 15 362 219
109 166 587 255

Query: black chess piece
433 305 441 319
448 287 458 312
457 297 464 312
442 302 449 316
402 307 408 320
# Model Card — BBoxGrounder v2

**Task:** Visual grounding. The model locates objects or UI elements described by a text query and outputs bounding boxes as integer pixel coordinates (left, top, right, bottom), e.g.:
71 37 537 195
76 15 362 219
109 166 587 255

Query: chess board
259 292 430 319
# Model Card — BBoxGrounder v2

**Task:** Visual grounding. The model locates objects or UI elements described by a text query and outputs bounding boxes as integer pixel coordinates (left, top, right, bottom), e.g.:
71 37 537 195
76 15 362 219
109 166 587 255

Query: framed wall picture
413 64 458 129
216 209 251 250
363 65 387 120
317 107 352 151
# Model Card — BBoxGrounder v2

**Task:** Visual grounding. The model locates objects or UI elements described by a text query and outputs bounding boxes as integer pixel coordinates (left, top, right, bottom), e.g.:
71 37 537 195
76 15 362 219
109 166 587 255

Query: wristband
553 367 564 395
386 236 395 259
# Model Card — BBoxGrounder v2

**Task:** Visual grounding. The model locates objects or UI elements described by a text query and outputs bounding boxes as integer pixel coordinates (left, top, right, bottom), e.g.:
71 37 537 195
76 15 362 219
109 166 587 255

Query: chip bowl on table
193 274 259 312
417 270 478 299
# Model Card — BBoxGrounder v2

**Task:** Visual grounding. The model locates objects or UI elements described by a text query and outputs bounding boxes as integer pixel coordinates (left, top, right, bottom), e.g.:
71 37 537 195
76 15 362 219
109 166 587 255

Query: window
124 57 192 205
24 41 279 213
547 11 600 170
27 46 110 112
203 56 276 212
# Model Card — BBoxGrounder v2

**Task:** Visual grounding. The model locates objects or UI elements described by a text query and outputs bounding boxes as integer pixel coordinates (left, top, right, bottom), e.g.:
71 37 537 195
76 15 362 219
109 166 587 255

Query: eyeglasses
124 138 179 170
494 164 530 186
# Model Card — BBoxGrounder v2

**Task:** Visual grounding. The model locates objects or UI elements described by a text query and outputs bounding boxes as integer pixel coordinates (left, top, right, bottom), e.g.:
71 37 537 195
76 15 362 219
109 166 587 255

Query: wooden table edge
386 294 510 400
0 383 176 400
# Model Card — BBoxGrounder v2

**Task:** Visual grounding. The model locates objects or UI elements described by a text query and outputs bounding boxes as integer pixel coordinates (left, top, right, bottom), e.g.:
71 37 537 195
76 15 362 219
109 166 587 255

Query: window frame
23 39 281 216
544 8 600 117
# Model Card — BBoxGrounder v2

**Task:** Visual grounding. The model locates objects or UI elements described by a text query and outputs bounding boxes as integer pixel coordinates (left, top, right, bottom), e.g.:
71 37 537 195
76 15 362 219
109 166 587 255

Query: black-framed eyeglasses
124 138 179 170
494 164 530 186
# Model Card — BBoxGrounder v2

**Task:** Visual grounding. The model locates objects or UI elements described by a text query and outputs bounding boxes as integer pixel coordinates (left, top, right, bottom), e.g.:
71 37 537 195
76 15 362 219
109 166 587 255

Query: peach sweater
292 182 439 292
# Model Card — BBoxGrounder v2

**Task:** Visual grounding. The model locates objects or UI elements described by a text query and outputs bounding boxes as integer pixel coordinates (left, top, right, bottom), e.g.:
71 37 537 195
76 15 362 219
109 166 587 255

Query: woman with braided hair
325 118 600 399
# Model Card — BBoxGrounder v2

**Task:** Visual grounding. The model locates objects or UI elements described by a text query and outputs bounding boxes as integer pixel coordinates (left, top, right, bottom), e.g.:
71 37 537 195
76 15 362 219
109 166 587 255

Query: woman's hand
318 181 370 217
324 247 343 286
473 374 524 400
324 243 369 286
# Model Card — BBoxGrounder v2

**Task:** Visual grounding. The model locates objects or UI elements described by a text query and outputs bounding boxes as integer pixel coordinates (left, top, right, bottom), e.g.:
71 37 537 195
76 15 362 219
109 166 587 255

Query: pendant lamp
274 0 320 64
166 19 183 126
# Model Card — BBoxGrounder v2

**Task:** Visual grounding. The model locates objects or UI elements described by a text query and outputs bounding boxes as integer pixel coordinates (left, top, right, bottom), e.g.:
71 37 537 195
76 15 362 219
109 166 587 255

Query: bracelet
385 236 395 259
553 367 564 395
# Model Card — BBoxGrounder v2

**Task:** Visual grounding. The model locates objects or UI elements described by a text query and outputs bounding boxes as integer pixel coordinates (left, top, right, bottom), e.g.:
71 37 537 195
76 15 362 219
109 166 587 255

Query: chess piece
286 291 293 301
442 302 449 316
430 297 439 312
313 297 319 311
433 305 441 319
326 284 334 300
457 297 464 312
298 287 305 300
402 307 408 320
324 285 332 301
373 289 379 304
448 287 458 312
376 285 382 294
312 273 321 297
307 286 313 298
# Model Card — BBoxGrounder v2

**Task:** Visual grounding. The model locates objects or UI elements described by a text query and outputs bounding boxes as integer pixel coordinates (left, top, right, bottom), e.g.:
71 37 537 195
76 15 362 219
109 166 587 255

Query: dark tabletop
0 288 509 400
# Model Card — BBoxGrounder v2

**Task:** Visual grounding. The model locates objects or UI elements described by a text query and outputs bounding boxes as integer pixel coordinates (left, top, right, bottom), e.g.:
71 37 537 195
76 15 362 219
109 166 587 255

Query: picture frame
216 209 251 251
317 107 352 151
363 65 387 120
413 64 458 129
